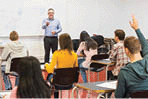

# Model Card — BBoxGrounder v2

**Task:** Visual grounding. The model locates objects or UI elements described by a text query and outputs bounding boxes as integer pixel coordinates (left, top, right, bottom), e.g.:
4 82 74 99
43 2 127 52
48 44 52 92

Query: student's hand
80 42 86 50
129 15 139 30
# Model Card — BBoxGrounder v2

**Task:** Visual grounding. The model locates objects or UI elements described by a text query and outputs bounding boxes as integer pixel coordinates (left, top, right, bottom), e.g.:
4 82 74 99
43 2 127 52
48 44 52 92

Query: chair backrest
90 54 109 68
53 67 79 86
10 57 22 73
91 54 109 60
91 35 105 47
98 47 109 54
129 90 148 98
72 39 80 52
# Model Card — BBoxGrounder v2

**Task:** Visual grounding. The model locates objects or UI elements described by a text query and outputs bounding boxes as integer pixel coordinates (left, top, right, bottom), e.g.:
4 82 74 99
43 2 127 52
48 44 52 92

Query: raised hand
129 15 139 30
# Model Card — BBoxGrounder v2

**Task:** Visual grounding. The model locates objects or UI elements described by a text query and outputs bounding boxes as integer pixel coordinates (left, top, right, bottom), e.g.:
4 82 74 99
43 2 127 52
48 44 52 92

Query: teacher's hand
52 31 56 35
46 22 50 26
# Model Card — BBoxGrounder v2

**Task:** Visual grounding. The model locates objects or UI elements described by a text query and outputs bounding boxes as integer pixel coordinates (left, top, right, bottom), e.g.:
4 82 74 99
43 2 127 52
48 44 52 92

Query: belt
45 36 57 38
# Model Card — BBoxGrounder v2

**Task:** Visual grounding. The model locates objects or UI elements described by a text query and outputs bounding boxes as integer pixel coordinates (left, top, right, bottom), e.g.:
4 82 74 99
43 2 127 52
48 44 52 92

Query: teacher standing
42 8 62 63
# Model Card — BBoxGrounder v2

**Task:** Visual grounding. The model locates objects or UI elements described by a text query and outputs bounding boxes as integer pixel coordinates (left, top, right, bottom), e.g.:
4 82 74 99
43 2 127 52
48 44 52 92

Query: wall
0 0 148 61
0 0 148 38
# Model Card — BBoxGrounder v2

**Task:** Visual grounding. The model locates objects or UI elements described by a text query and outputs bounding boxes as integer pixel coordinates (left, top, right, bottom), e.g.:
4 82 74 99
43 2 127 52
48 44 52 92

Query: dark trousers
44 36 58 63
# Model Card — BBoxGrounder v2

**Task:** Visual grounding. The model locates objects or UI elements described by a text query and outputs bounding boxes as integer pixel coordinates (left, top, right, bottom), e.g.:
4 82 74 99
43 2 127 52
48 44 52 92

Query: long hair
17 56 51 98
59 33 73 54
79 31 90 43
85 38 98 51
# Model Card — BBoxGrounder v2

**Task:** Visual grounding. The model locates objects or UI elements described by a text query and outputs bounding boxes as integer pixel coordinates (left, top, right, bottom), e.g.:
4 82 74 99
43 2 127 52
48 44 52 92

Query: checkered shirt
109 41 129 76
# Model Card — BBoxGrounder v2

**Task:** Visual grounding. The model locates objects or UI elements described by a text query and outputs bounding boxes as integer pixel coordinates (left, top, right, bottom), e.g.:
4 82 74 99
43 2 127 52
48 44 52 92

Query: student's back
46 49 78 73
2 31 28 73
118 59 148 97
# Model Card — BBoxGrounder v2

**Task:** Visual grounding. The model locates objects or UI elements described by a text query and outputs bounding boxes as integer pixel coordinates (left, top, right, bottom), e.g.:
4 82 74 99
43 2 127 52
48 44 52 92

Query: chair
72 39 79 52
10 58 22 73
91 35 105 47
90 54 109 71
52 67 79 98
9 57 23 87
98 43 109 54
88 54 109 82
129 90 148 98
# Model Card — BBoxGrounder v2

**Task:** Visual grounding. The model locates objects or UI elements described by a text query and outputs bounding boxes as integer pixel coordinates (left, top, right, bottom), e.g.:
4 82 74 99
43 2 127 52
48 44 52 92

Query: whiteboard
0 0 148 38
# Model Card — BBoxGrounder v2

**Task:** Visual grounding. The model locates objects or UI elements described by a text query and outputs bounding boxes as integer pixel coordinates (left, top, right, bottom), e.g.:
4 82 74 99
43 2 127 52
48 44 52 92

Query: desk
72 80 116 98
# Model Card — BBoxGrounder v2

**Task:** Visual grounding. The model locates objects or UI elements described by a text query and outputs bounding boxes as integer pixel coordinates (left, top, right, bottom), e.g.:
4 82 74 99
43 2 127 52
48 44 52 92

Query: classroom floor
2 69 106 98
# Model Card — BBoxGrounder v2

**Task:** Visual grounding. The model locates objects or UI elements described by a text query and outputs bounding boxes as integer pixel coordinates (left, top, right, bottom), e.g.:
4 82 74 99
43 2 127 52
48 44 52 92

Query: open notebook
96 80 117 89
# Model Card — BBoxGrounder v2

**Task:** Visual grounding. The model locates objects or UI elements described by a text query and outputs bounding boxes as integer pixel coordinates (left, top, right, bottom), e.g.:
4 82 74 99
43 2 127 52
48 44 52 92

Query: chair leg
98 72 99 81
59 90 62 99
72 86 80 99
54 90 59 98
87 90 91 99
97 93 105 99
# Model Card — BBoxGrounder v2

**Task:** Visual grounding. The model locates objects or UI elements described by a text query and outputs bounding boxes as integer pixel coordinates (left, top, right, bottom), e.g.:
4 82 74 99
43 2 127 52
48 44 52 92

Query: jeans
47 73 53 84
78 58 85 66
1 65 19 90
79 63 88 83
47 74 59 98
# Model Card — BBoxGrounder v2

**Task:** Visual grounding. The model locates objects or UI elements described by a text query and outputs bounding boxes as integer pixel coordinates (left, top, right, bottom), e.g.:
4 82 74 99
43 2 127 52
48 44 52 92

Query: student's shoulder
4 41 13 47
71 51 78 57
120 62 131 71
72 50 77 55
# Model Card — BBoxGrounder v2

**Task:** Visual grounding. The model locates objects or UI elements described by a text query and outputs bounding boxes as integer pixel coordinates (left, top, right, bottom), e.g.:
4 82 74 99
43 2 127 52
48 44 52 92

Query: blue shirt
42 18 62 37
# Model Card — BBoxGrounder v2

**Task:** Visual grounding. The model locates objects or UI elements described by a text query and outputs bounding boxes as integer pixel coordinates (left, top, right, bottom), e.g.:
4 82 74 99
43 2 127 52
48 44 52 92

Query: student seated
1 31 28 90
45 33 78 98
115 16 148 98
108 29 129 80
77 30 90 66
78 37 98 83
8 56 51 98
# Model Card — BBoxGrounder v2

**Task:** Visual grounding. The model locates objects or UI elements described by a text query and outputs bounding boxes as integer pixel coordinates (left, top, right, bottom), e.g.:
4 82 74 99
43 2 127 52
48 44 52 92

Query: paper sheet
96 80 117 89
0 91 11 98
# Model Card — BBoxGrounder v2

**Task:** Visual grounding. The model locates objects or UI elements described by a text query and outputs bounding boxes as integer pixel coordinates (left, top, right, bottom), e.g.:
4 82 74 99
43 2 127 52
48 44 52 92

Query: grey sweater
1 41 28 73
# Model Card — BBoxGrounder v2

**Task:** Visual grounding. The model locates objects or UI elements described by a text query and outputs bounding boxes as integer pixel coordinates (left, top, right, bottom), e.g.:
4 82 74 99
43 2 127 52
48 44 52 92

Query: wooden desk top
91 59 114 65
75 81 116 93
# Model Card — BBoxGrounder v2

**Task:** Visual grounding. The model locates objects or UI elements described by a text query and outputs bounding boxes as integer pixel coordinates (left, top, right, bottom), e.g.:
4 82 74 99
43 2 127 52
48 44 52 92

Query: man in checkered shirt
108 29 129 80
